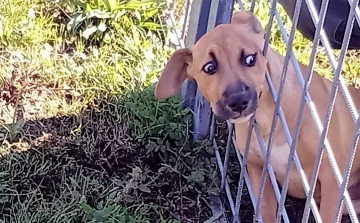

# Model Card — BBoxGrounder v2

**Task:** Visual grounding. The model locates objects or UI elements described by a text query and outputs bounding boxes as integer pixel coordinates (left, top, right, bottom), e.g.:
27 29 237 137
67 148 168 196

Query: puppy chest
249 143 291 175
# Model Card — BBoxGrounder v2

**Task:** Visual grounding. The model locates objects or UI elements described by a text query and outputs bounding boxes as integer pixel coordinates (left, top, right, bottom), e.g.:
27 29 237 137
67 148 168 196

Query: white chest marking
254 143 291 177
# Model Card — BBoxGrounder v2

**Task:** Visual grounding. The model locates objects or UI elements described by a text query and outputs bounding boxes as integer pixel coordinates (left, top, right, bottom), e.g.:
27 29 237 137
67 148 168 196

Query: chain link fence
167 0 360 222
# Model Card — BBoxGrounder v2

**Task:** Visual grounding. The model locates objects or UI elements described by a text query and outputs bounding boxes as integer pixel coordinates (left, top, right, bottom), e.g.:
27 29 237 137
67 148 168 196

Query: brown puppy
155 10 360 223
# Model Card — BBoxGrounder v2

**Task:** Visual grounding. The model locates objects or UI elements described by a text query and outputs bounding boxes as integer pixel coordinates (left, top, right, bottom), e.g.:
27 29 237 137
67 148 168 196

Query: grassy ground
0 0 218 222
0 0 359 223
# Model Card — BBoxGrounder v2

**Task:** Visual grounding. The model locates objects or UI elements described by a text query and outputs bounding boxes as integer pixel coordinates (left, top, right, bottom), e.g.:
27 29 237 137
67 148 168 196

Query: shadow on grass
0 83 221 223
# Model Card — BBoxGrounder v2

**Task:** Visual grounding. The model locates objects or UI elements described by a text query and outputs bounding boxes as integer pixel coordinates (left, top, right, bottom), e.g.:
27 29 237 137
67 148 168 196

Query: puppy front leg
247 163 277 223
318 161 344 223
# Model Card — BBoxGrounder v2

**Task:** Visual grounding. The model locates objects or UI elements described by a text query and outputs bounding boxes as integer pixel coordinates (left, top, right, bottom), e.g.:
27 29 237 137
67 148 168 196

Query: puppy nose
224 82 252 113
227 94 250 113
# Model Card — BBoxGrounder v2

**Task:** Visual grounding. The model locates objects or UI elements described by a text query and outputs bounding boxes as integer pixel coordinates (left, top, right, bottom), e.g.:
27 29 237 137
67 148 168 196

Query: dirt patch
0 53 68 125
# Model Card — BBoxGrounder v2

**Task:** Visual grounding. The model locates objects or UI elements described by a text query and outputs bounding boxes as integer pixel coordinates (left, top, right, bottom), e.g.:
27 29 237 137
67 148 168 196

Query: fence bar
214 120 263 223
215 0 235 25
301 0 360 221
259 0 358 219
257 3 322 220
345 0 360 37
235 0 318 221
263 0 359 220
276 0 330 221
232 116 255 223
221 124 234 191
265 71 322 221
289 0 331 221
231 132 261 220
213 139 236 215
250 0 256 12
181 0 192 40
303 0 359 123
248 0 277 221
253 124 290 222
207 0 219 31
209 114 216 141
334 112 360 222
315 0 359 218
181 0 360 222
208 114 230 223
181 0 200 111
237 0 329 220
192 0 213 141
326 0 360 220
214 0 235 194
255 0 305 221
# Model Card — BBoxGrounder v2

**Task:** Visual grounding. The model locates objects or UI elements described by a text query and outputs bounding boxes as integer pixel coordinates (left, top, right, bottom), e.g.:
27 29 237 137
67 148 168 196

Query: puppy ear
155 48 193 99
231 10 264 35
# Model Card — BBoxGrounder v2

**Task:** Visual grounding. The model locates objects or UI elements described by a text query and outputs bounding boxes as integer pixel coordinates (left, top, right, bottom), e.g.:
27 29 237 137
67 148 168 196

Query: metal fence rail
171 0 360 222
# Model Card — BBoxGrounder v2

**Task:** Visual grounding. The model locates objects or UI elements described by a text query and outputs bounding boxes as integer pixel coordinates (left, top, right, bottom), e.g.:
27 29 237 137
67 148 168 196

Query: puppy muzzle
214 81 258 121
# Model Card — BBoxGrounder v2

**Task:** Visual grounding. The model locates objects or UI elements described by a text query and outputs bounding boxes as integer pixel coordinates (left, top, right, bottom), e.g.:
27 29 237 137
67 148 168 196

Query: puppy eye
244 54 256 67
203 61 217 74
240 52 257 67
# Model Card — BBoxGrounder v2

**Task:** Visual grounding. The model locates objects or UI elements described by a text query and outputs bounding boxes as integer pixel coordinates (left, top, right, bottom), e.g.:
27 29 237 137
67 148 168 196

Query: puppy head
155 11 267 123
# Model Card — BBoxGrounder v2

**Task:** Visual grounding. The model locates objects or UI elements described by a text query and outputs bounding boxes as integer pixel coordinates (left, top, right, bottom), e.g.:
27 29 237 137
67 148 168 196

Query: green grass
0 0 359 222
0 0 221 222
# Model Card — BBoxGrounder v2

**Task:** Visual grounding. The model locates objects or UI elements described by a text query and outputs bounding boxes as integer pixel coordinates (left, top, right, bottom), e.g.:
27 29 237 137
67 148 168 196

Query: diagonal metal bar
264 70 322 222
248 0 295 221
236 0 245 10
250 0 256 12
221 123 234 191
312 0 360 219
326 0 360 221
334 110 360 222
303 0 357 222
345 0 360 34
261 0 277 57
303 0 359 124
231 130 262 223
181 0 192 40
261 1 358 219
273 0 330 221
210 113 216 141
253 0 305 222
240 0 319 220
272 3 359 217
213 138 236 215
243 0 280 221
300 2 332 221
253 123 291 222
236 0 319 220
216 0 235 192
232 116 256 223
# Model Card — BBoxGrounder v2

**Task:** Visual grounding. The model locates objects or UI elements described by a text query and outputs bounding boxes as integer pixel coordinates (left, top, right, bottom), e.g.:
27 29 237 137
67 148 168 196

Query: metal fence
168 0 360 222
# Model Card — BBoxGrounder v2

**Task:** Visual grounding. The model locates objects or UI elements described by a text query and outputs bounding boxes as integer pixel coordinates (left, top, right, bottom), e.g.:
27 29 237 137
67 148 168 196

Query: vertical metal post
181 0 201 112
215 0 235 25
181 0 213 141
214 0 235 190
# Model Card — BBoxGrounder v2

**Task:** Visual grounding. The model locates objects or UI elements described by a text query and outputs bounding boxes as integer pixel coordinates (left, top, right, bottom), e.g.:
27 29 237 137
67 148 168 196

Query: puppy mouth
229 112 254 123
213 105 257 122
